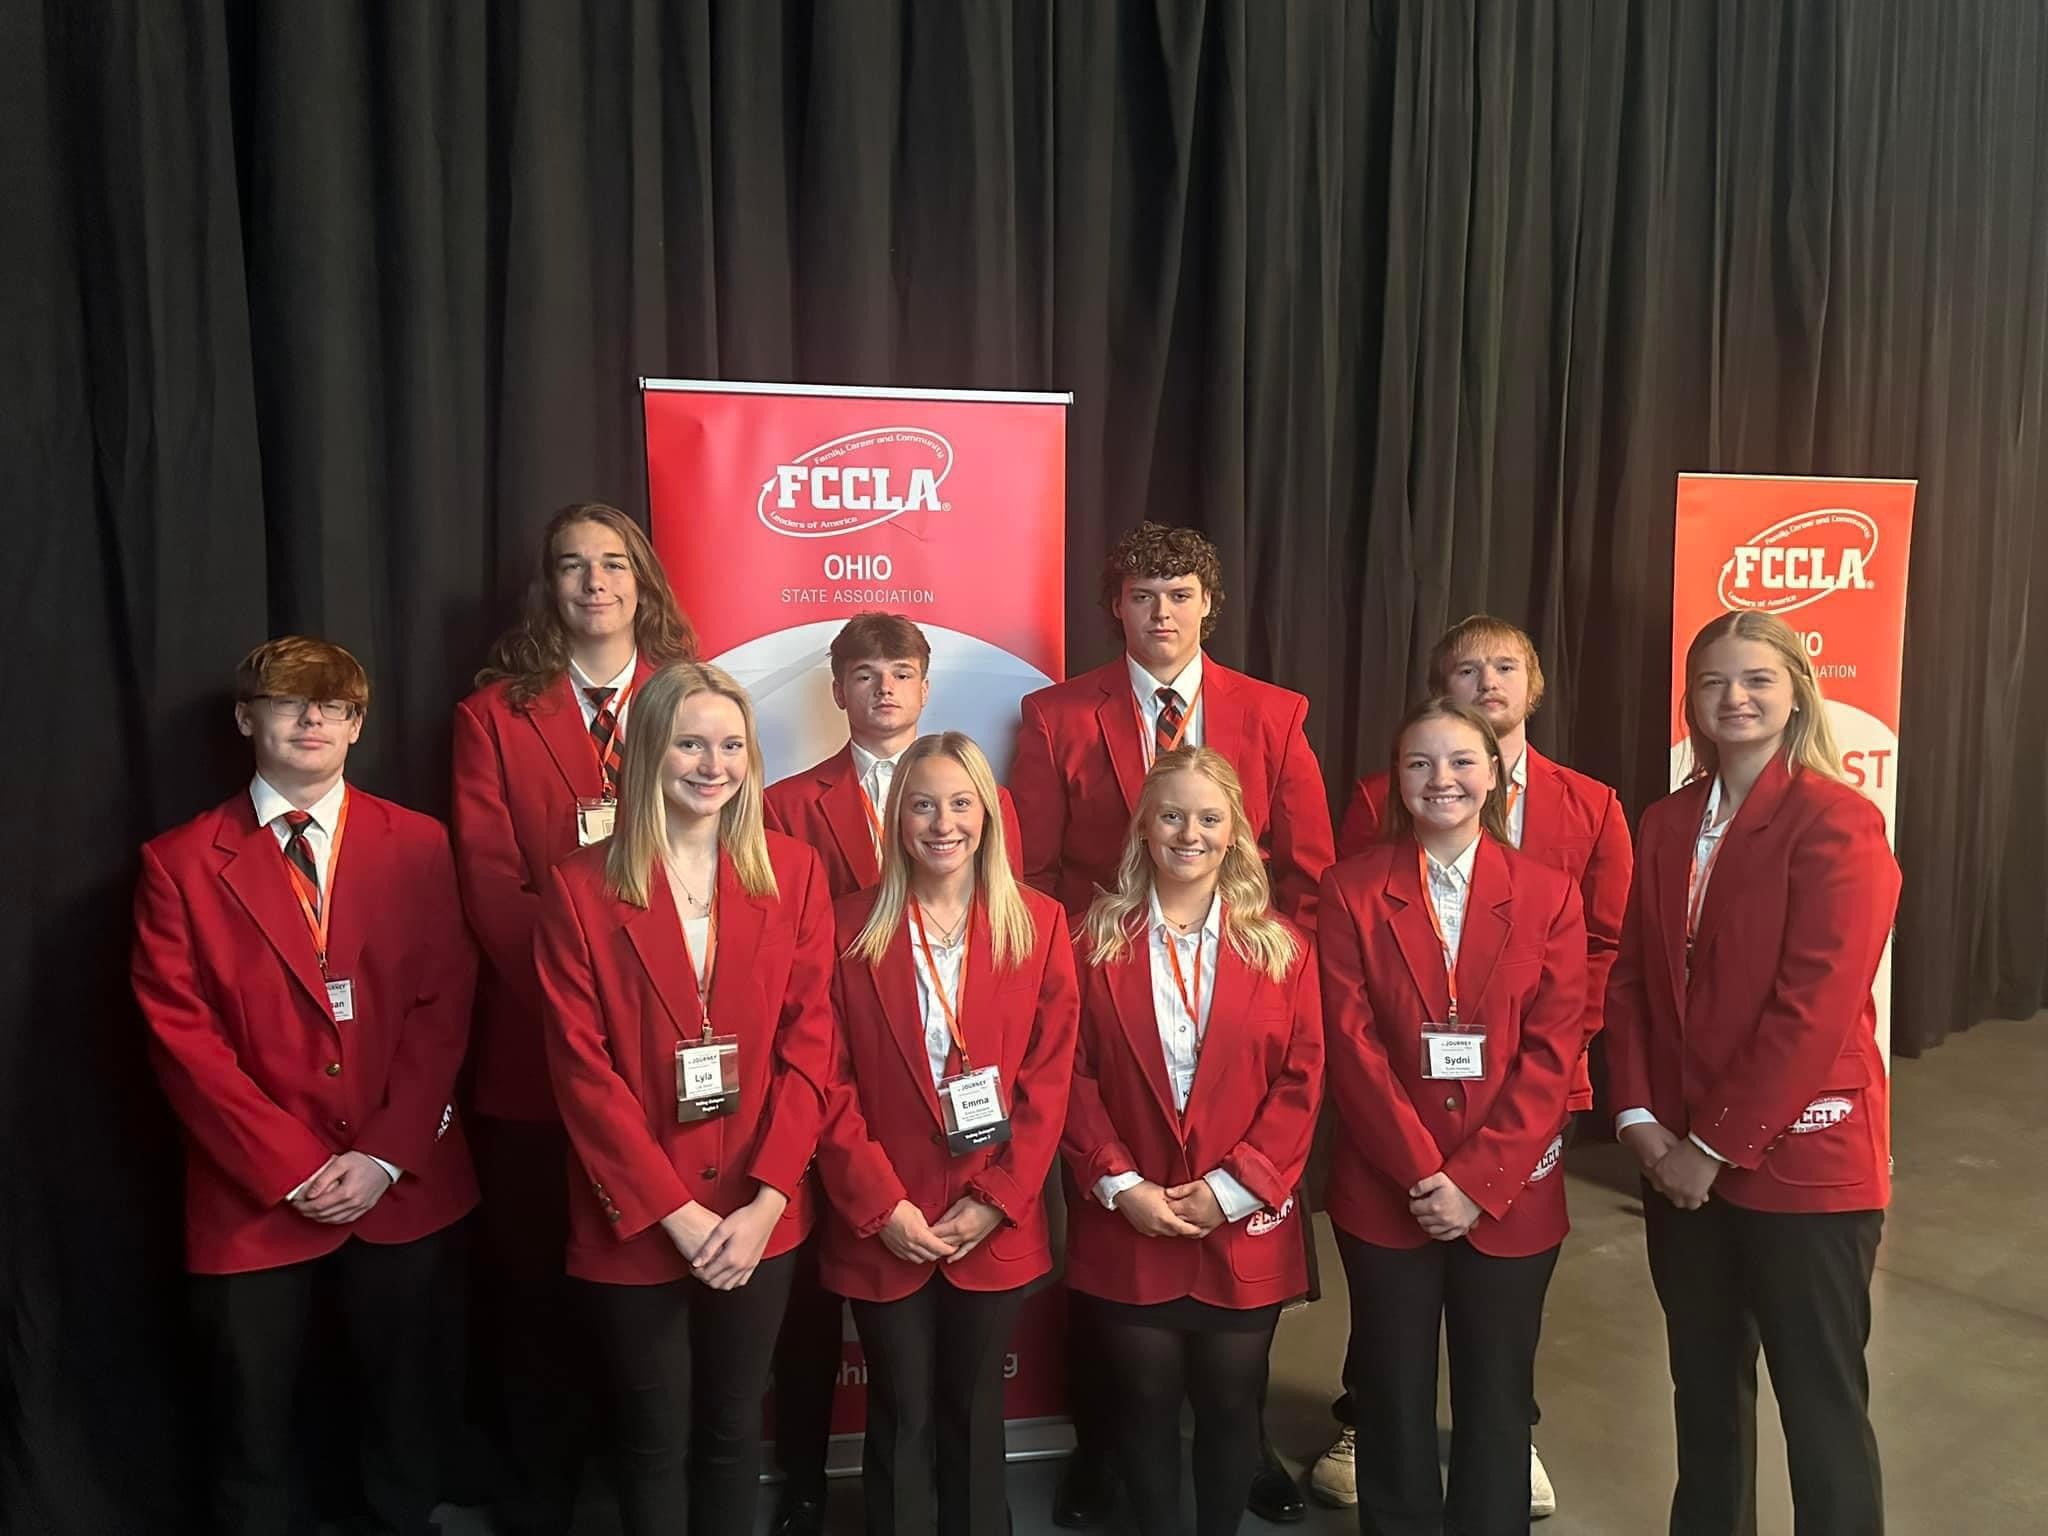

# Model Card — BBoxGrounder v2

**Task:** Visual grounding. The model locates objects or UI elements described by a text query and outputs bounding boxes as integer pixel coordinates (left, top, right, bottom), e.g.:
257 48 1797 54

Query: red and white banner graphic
642 379 1069 782
1669 473 1917 1052
643 379 1073 1452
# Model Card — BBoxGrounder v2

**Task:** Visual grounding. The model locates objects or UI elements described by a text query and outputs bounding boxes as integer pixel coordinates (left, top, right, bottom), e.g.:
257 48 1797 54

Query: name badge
575 797 618 846
325 977 355 1022
675 1036 740 1123
1421 1026 1485 1080
939 1065 1012 1156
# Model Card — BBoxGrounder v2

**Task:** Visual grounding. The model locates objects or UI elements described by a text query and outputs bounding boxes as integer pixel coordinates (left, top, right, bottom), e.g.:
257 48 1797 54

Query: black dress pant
771 1233 844 1505
1096 1300 1280 1536
1643 1189 1884 1536
471 1113 596 1535
582 1248 798 1536
188 1228 450 1536
1335 1228 1559 1536
850 1276 1024 1536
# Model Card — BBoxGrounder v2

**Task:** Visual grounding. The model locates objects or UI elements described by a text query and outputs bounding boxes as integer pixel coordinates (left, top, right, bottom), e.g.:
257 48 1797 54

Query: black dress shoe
1247 1452 1307 1524
1051 1453 1114 1528
771 1494 827 1536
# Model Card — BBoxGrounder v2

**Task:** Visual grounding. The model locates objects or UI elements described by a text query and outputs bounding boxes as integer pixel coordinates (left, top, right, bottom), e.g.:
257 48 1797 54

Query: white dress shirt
1094 891 1261 1224
569 651 639 731
1127 650 1206 759
252 774 403 1190
1505 748 1530 848
850 741 904 850
908 909 969 1088
1421 834 1481 967
1615 777 1732 1162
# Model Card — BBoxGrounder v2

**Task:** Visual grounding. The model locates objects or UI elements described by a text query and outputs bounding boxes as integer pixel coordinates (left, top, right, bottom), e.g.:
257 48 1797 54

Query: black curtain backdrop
5 2 2045 1529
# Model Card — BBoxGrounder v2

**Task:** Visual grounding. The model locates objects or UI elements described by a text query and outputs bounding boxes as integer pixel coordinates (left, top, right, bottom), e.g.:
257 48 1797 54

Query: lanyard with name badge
913 897 1012 1154
1416 844 1485 1080
859 780 886 860
1133 677 1205 769
575 674 640 846
281 790 356 1023
1162 917 1207 1110
674 881 740 1122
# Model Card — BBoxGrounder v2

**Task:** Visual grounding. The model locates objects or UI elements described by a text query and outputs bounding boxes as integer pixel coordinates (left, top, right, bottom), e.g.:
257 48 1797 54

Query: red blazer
1062 920 1323 1309
535 832 835 1284
764 743 1025 900
1009 657 1335 930
817 886 1079 1302
451 659 662 1122
1338 749 1632 1110
1318 836 1586 1256
132 790 479 1275
1604 758 1900 1214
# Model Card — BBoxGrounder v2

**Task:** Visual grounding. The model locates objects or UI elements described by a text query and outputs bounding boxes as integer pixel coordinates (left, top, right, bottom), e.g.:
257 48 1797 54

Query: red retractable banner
642 380 1068 778
1669 474 1917 1053
641 378 1073 1463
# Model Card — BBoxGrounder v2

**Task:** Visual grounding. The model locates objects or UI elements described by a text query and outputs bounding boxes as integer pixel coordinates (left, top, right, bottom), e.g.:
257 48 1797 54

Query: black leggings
1097 1306 1278 1536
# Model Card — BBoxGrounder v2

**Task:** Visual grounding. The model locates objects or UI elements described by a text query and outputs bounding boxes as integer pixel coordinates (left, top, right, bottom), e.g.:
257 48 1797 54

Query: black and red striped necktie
586 687 624 795
280 810 320 915
1154 687 1185 758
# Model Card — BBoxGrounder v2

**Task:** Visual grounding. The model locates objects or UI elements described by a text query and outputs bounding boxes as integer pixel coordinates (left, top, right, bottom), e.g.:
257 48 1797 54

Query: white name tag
1422 1028 1485 1080
325 977 355 1022
575 797 617 846
940 1065 1012 1154
675 1036 739 1122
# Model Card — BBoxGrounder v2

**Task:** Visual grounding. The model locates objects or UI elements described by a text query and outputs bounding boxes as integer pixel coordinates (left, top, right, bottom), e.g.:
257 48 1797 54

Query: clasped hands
289 1151 392 1225
1619 1120 1722 1210
1113 1178 1228 1239
661 1185 790 1289
879 1194 1005 1265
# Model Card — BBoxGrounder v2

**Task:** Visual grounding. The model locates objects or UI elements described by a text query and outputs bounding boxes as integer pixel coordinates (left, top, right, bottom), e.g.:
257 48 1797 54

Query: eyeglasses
251 695 359 722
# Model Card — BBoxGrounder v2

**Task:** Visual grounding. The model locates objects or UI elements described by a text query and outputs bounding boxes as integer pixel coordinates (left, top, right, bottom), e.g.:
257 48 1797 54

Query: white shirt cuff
1095 1171 1145 1210
1202 1169 1263 1224
1614 1107 1661 1134
1688 1134 1731 1165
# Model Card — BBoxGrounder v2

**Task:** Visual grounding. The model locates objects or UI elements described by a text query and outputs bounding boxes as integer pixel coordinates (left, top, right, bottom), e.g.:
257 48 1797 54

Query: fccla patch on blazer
1247 1195 1296 1236
1789 1095 1855 1134
1528 1134 1565 1183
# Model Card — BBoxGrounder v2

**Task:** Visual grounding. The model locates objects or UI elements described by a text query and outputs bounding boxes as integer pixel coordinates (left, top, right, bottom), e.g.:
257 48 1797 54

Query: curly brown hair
1097 521 1225 641
476 503 699 708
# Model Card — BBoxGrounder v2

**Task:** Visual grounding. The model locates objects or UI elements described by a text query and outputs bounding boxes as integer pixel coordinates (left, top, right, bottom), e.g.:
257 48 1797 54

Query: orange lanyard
911 897 971 1069
282 790 349 977
1133 677 1204 768
678 881 719 1038
1686 781 1730 943
1416 844 1462 1022
1162 921 1205 1041
858 782 886 857
1504 779 1522 826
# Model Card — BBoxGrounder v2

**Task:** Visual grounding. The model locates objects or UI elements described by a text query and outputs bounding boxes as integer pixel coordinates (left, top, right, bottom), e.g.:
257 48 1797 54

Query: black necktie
1155 687 1186 758
281 810 320 916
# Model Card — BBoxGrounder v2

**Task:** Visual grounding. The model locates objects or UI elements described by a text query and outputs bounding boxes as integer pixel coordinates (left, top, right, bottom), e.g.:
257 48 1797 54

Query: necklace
665 855 713 915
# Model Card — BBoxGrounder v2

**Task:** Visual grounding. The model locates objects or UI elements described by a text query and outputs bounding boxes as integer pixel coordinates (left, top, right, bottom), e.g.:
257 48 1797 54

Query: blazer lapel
1107 931 1184 1136
708 850 770 1034
1652 784 1702 1008
1197 657 1243 765
819 748 881 888
1387 844 1452 1020
875 925 947 1126
1093 672 1148 815
1519 747 1555 855
958 902 1011 1079
1689 756 1793 971
1183 920 1257 1126
317 788 373 989
216 802 331 1015
1454 837 1512 1015
626 870 706 1043
530 675 604 800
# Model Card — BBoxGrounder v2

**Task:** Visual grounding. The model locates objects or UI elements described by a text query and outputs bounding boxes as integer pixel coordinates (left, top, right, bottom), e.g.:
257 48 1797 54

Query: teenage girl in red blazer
818 731 1078 1536
1319 697 1587 1536
1064 746 1321 1536
535 661 834 1536
1606 611 1901 1535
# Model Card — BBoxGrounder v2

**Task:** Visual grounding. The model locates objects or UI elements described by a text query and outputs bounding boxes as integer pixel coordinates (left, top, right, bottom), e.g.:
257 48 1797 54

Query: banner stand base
766 1418 1077 1481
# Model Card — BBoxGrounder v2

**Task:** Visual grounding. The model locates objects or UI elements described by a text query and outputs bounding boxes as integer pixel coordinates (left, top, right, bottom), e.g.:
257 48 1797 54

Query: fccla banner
641 378 1072 1458
1669 473 1917 1052
641 379 1069 781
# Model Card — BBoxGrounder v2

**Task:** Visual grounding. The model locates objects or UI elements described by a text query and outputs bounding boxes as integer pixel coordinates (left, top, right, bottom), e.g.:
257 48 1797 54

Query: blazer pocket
1760 1088 1876 1189
1225 1197 1297 1284
986 1217 1046 1264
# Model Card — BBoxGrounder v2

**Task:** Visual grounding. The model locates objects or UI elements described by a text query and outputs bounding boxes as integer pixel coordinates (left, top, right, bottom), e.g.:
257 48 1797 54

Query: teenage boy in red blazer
1009 521 1333 1526
759 611 1019 1536
450 503 695 1535
1321 614 1631 1516
132 637 477 1536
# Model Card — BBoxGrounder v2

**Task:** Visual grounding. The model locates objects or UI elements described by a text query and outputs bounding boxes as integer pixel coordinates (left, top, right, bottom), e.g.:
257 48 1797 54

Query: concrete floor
431 1012 2048 1534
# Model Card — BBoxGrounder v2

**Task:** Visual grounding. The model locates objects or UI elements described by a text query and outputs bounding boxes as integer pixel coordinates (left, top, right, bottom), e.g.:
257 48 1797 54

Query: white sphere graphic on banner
711 621 1053 786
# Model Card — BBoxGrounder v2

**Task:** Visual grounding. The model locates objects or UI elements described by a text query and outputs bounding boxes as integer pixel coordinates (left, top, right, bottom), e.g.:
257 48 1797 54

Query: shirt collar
1148 886 1222 941
1127 648 1204 709
250 773 347 831
1509 750 1529 789
850 741 903 784
569 650 639 697
1424 834 1481 886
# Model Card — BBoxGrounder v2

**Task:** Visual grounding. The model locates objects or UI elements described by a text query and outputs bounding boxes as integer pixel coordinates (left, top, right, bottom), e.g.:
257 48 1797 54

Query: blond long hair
848 733 1037 970
1681 612 1844 784
603 662 777 906
1378 698 1514 846
1084 748 1300 983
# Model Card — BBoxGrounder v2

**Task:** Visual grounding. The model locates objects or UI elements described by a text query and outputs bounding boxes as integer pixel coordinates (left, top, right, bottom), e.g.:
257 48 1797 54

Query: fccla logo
1789 1095 1854 1134
1718 508 1878 615
758 427 952 538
